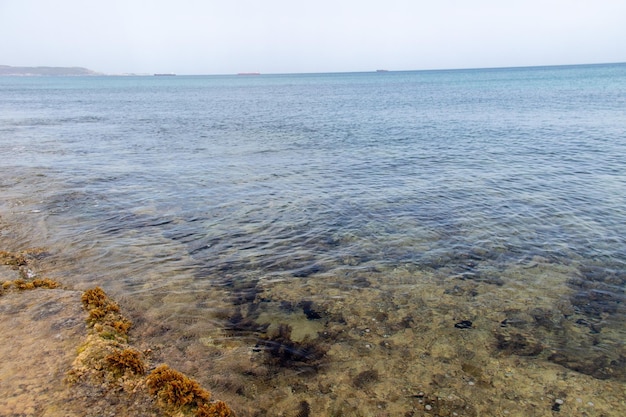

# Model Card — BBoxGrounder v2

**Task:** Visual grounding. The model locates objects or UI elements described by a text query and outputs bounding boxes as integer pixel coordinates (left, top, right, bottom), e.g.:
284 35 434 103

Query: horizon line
105 60 626 77
3 60 624 77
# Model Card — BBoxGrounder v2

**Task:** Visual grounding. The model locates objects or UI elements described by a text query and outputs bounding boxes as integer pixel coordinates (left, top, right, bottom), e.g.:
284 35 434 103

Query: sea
1 63 625 416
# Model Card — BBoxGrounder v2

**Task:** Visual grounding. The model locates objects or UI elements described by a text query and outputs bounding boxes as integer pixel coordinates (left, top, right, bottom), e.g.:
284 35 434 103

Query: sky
1 0 625 75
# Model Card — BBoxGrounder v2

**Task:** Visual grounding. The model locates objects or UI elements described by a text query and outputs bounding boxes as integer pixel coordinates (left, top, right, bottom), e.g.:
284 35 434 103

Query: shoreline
0 249 234 417
1 178 625 415
2 245 625 416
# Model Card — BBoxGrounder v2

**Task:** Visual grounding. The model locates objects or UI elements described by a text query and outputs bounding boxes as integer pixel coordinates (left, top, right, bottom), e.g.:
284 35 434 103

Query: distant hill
0 65 101 76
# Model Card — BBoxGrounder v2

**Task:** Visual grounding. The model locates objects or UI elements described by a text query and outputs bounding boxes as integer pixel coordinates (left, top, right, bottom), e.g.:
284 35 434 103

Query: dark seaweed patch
568 264 625 318
299 300 323 320
574 318 601 334
223 309 269 336
352 370 379 389
548 351 626 381
529 307 558 330
256 324 327 369
279 300 296 313
494 329 543 356
444 285 478 297
217 277 262 305
294 400 311 417
352 276 371 288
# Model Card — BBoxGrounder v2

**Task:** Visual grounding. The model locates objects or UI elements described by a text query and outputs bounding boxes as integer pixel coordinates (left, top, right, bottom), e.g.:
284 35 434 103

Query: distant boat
237 72 261 76
154 73 176 76
376 69 389 73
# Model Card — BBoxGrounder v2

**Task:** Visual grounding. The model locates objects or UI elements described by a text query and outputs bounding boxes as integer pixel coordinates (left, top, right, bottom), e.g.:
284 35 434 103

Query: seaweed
0 250 28 267
568 264 626 318
195 400 235 417
217 277 261 305
494 329 543 356
11 278 59 290
13 279 35 290
32 278 60 288
71 289 236 416
224 309 269 336
80 287 132 339
294 400 311 417
146 364 211 409
82 287 119 311
0 277 60 293
0 248 50 274
299 300 323 320
105 348 146 375
257 324 327 369
352 369 379 389
548 351 626 381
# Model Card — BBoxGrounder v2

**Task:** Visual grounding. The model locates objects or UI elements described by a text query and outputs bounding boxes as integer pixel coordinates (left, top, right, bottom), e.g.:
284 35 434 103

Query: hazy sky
1 0 625 74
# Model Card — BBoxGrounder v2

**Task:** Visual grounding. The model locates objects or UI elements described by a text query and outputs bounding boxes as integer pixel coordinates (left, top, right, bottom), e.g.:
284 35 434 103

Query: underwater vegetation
71 287 236 417
146 364 235 417
2 277 60 291
568 264 625 319
256 323 328 369
146 364 211 408
105 348 146 376
221 297 331 373
195 400 235 417
293 400 311 417
1 248 59 294
81 286 133 339
352 369 379 389
0 249 29 267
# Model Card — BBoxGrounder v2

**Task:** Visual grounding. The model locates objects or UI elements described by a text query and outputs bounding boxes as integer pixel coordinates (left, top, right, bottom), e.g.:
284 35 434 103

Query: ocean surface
1 63 626 415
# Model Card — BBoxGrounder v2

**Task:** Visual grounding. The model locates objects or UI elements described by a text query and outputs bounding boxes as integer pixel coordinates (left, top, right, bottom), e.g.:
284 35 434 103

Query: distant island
0 65 100 76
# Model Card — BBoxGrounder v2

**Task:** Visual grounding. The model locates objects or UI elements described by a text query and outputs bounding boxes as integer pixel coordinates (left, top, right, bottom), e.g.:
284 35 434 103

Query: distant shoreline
0 65 100 76
2 61 624 78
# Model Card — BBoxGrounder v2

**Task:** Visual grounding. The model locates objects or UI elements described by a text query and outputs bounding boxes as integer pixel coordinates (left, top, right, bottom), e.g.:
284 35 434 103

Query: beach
1 242 625 416
0 249 232 417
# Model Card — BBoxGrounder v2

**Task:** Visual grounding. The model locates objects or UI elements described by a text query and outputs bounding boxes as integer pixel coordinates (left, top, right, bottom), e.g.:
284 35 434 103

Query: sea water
1 64 625 415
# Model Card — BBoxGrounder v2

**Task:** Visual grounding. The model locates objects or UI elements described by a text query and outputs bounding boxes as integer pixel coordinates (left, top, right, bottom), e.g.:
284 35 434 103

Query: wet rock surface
0 289 85 416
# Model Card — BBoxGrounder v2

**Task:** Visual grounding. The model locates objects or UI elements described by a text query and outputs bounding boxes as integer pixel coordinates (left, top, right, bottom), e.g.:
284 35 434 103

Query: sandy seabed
2 251 625 417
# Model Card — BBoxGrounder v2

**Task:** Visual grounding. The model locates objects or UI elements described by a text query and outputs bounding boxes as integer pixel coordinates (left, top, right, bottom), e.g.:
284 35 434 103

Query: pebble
555 399 564 405
425 404 432 411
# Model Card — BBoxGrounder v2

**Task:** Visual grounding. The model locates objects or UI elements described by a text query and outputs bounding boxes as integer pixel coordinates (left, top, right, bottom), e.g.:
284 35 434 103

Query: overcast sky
1 0 625 75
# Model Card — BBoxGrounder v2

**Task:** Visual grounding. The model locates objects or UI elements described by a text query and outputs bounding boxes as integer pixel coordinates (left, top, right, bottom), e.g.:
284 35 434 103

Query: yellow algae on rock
106 348 146 376
196 400 235 417
146 364 211 408
70 287 237 417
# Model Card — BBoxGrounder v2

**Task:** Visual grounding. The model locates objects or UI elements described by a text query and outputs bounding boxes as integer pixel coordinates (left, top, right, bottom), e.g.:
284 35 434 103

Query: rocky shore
0 249 234 417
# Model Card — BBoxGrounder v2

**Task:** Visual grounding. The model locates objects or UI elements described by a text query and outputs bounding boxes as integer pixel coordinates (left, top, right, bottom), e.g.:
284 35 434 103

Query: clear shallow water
1 64 626 415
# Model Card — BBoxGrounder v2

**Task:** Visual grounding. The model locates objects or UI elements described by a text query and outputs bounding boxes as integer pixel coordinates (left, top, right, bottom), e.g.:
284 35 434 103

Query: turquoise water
1 63 626 414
